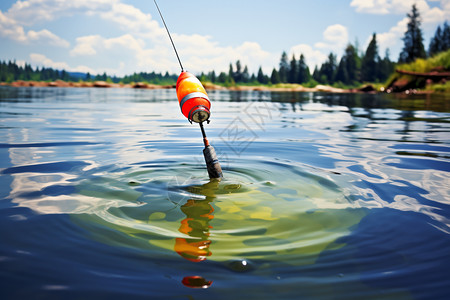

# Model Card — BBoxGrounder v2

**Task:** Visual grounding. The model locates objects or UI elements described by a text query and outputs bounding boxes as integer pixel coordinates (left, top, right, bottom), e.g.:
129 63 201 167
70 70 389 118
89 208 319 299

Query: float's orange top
176 71 211 122
176 72 208 102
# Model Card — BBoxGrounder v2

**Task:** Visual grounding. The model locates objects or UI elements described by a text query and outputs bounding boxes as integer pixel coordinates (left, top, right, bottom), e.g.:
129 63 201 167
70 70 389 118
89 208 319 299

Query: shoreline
0 79 432 94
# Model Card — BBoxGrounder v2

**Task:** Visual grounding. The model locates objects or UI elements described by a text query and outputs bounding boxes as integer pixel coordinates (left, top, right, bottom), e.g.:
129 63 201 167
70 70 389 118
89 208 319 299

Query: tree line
1 4 449 87
203 5 449 87
0 60 177 85
0 61 75 82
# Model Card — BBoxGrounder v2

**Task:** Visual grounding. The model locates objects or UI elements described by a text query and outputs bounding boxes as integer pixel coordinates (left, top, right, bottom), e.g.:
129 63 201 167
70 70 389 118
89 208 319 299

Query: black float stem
200 122 223 180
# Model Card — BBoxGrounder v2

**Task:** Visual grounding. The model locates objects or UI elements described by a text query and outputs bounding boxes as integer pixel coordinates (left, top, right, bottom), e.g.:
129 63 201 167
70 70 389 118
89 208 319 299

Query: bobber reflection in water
174 197 214 262
176 71 223 180
174 180 217 289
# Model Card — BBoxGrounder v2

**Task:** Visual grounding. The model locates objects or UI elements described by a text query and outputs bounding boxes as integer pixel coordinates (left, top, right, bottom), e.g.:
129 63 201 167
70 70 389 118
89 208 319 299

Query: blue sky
0 0 448 76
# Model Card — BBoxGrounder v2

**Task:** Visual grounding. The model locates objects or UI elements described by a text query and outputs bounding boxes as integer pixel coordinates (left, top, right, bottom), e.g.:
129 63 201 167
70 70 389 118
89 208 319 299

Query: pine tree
288 54 298 83
443 22 450 52
278 51 289 83
218 72 227 83
242 65 249 83
378 49 394 82
398 4 426 63
335 57 349 84
257 67 269 84
319 53 337 84
270 68 281 84
429 25 443 56
312 66 320 82
361 33 379 82
228 63 234 82
344 44 359 83
234 60 242 82
298 54 310 84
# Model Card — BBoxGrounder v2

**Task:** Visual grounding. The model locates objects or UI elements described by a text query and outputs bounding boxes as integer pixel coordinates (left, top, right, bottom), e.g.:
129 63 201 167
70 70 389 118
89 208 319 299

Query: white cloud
6 0 113 25
288 24 351 70
289 44 328 70
27 29 69 47
314 24 349 52
350 0 431 15
0 10 69 47
30 53 70 70
350 0 390 14
30 53 96 74
70 35 101 56
374 17 408 53
98 1 164 38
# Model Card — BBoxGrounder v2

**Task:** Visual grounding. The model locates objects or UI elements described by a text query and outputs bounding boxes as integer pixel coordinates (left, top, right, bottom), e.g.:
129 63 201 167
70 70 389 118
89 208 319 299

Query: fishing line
153 0 184 72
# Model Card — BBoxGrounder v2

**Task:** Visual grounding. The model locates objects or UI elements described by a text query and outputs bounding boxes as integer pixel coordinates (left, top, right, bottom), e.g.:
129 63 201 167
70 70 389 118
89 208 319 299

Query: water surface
0 86 449 299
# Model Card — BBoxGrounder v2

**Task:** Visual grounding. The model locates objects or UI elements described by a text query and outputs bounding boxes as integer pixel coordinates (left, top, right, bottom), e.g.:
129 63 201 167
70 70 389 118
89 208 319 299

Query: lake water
0 86 449 299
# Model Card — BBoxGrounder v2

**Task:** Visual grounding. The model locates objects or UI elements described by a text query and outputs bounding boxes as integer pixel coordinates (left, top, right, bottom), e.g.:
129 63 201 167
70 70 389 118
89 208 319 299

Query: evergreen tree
270 68 281 84
242 65 249 83
378 49 394 82
228 63 234 81
398 4 426 63
344 44 359 83
443 22 450 52
217 72 227 83
278 51 289 83
312 66 320 83
429 25 443 56
335 57 349 84
361 33 380 82
257 67 269 84
210 70 216 83
257 67 265 83
234 60 242 82
318 53 337 84
288 54 298 83
298 54 310 84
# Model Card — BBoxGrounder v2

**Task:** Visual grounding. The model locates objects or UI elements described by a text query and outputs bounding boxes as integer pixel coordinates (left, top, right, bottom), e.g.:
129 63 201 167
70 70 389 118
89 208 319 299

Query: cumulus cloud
287 24 349 70
30 53 96 73
70 35 101 56
27 29 69 47
350 0 431 15
2 0 277 75
289 44 328 70
315 24 349 52
6 0 113 25
0 8 69 47
30 53 70 70
376 17 409 53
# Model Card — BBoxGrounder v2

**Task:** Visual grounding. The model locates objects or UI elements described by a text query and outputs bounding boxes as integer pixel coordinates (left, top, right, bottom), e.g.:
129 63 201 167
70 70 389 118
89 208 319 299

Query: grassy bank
387 50 450 93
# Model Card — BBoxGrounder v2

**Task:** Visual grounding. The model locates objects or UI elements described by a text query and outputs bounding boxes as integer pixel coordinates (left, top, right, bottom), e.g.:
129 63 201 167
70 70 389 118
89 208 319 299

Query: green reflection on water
73 161 367 267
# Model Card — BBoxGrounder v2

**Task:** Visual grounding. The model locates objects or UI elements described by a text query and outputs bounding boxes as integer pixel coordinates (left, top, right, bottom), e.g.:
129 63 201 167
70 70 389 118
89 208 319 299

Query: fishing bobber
176 71 211 123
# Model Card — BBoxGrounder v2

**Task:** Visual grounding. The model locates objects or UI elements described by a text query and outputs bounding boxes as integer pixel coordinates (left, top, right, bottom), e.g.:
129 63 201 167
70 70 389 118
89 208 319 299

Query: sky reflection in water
0 87 449 299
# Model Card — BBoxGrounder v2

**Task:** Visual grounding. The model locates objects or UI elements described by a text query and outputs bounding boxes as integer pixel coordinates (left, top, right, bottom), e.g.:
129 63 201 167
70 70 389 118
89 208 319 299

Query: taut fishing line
153 0 184 72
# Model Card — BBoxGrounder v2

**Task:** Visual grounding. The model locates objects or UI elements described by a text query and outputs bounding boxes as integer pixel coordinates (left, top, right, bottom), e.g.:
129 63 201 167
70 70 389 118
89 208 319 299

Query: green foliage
397 49 450 73
120 71 177 85
426 80 450 93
